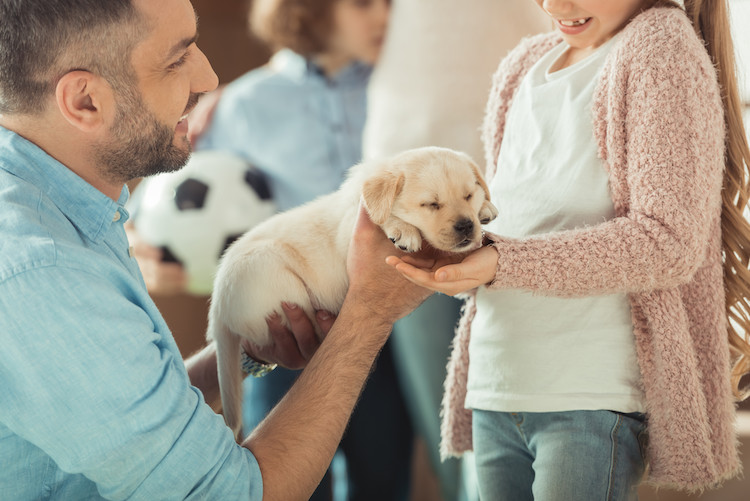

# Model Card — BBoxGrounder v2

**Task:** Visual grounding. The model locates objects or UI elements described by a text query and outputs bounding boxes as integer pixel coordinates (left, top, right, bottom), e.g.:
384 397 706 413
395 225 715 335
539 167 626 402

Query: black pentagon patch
160 246 183 265
244 169 272 200
174 178 209 210
220 234 243 259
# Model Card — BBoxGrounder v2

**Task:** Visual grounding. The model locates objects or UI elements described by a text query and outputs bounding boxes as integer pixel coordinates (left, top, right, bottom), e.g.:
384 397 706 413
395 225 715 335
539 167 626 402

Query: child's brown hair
250 0 337 57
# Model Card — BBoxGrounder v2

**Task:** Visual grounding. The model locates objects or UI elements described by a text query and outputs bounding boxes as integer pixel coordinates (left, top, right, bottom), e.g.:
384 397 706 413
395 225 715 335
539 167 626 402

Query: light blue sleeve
0 266 263 501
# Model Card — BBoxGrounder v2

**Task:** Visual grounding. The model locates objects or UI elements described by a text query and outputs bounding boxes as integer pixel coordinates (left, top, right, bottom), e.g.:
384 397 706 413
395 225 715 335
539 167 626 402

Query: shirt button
113 211 121 222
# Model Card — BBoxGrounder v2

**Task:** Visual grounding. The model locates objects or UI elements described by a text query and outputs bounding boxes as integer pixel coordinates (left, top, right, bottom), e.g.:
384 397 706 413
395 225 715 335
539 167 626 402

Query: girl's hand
385 244 499 296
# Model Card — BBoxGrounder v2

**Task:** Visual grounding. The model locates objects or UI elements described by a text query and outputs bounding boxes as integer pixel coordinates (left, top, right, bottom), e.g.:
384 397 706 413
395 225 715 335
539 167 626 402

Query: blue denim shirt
196 49 371 210
0 126 262 500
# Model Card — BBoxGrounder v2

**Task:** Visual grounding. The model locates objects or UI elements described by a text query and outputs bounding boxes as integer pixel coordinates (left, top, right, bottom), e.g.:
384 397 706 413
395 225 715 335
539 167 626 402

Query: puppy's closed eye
421 201 442 210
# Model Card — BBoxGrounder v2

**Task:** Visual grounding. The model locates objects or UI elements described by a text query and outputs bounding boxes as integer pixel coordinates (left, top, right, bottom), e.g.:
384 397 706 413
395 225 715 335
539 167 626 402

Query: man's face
97 0 217 182
96 85 199 181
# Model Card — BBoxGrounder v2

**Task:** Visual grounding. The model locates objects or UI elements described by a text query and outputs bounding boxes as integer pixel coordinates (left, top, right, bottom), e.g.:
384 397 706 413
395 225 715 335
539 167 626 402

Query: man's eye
168 53 189 71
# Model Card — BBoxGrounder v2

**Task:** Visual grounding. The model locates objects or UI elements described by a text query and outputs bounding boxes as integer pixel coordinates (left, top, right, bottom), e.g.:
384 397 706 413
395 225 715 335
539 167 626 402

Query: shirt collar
270 49 372 86
0 125 129 243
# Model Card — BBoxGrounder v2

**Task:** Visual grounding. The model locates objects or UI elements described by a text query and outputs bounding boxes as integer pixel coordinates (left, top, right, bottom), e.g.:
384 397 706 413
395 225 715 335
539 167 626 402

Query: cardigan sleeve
485 9 726 297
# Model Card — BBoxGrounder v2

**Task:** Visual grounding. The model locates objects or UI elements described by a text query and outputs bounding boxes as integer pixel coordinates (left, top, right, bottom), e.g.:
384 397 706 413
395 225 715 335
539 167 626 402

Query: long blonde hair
658 0 750 399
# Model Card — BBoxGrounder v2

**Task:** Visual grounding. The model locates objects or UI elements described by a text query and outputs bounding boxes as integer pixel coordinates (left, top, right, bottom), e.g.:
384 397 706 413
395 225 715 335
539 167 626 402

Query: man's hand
385 242 499 297
187 304 335 407
345 203 435 326
240 303 336 370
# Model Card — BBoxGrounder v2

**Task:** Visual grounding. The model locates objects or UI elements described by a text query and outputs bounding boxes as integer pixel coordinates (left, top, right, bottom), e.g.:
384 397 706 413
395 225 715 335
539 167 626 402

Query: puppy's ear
469 161 492 202
469 160 499 224
361 170 405 225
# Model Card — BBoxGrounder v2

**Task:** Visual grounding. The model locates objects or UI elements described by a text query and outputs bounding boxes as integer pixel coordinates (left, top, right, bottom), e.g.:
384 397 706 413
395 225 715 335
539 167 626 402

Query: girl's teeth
560 18 588 27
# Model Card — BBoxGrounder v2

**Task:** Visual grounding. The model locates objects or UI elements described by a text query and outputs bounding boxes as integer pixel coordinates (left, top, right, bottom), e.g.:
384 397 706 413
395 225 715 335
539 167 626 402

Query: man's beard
96 88 198 183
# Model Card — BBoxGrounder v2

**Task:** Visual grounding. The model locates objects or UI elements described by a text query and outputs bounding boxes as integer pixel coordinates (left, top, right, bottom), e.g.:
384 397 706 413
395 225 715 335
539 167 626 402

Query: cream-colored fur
207 146 498 436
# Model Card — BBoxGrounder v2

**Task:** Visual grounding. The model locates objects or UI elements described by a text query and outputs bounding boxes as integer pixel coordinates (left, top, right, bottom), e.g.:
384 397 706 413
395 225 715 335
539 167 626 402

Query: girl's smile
537 0 647 50
555 17 592 35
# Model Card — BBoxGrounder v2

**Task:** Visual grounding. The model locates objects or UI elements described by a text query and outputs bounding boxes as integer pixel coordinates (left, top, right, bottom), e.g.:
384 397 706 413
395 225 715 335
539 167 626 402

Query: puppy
207 146 498 436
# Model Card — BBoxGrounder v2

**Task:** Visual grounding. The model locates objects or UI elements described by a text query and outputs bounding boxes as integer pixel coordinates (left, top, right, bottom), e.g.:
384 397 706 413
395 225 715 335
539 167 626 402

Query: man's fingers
255 304 332 369
271 331 306 370
316 310 336 337
395 254 437 269
281 302 320 361
264 312 306 369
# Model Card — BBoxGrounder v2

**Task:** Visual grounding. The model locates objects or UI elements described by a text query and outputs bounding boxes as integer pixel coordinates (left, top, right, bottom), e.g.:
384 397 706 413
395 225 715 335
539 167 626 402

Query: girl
388 0 750 498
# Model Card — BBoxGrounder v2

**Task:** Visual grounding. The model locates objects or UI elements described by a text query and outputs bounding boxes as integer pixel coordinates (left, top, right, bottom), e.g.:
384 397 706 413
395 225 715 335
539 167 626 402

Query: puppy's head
361 146 498 253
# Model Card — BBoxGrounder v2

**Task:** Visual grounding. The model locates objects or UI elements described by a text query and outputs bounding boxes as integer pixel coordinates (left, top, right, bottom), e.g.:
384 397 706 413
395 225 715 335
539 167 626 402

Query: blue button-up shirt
196 49 371 211
0 126 262 500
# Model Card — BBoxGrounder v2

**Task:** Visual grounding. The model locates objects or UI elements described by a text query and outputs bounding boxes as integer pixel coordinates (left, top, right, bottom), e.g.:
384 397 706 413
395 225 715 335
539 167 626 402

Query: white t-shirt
466 37 645 414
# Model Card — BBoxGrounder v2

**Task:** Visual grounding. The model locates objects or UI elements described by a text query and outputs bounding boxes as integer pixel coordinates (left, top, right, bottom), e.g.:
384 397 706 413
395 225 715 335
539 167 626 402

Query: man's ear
55 71 113 132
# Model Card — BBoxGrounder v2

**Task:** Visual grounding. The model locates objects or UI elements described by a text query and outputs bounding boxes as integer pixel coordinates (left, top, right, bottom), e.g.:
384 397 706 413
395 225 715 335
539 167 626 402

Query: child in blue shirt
187 1 407 499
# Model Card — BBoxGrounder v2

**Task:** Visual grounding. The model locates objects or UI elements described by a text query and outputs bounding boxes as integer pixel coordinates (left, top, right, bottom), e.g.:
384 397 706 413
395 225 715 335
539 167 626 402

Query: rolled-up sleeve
0 265 263 501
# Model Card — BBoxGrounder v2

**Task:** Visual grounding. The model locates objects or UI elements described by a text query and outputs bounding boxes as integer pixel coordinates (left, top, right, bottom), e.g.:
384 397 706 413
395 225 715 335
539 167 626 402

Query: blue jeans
472 409 647 501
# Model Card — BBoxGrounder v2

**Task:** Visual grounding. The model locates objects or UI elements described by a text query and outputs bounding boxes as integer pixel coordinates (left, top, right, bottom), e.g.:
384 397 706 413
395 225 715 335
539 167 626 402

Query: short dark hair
0 0 144 115
250 0 337 57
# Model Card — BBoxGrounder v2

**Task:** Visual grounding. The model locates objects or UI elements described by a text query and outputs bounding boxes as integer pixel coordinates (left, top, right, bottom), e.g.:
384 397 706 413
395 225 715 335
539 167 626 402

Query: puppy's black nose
454 218 474 237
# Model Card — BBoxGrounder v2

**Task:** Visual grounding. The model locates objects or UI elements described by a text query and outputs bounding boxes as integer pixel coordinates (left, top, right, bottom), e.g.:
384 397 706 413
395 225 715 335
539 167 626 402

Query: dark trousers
242 339 413 501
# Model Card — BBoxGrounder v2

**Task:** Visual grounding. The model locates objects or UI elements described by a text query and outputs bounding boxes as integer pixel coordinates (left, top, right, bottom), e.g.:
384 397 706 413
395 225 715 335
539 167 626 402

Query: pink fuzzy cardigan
440 7 741 491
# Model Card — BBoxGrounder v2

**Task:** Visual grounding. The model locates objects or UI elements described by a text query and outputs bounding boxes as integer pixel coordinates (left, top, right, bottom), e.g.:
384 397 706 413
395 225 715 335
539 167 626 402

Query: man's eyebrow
163 13 200 63
167 33 198 59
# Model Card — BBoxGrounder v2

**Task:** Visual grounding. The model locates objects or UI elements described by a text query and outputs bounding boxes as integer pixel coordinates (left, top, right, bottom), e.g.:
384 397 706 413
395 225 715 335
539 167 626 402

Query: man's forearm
242 297 392 501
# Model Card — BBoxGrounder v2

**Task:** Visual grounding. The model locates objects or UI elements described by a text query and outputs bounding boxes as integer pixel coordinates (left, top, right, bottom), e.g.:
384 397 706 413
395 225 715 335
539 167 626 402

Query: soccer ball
130 150 276 295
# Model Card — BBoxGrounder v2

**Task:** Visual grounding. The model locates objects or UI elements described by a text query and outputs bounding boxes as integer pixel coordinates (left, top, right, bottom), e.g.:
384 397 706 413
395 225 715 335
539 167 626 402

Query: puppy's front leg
382 217 422 253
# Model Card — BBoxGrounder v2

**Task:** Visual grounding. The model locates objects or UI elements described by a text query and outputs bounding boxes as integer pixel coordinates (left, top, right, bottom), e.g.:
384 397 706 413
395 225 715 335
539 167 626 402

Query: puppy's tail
210 318 244 440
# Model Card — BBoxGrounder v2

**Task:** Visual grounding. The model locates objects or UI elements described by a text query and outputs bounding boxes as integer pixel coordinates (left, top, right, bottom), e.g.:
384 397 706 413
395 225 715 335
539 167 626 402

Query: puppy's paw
385 222 422 253
479 201 499 225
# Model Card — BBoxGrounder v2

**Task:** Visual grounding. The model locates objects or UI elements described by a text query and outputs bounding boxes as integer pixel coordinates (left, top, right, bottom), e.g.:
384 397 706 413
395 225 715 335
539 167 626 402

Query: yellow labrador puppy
208 146 498 435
